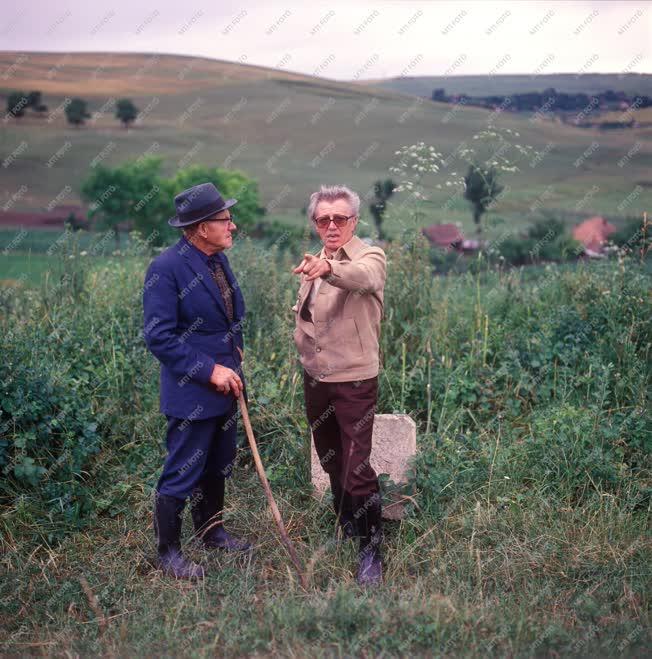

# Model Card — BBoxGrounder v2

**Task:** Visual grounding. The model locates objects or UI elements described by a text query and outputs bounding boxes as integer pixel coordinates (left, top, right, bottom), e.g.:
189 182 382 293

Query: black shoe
154 492 204 580
357 546 383 586
190 477 252 552
329 475 357 541
351 492 383 587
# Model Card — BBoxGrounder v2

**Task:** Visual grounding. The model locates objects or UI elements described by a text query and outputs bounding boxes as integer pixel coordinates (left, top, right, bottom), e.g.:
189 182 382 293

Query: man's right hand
209 364 243 397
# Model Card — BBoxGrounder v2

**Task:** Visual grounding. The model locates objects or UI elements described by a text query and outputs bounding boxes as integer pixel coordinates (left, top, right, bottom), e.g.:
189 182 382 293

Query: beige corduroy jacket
292 235 386 383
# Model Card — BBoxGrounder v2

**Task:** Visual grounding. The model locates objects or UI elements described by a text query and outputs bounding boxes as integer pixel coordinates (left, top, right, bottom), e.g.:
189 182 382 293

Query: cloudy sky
1 0 649 80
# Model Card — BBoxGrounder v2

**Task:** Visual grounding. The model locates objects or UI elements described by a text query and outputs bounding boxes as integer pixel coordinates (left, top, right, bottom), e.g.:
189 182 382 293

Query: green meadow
1 235 650 656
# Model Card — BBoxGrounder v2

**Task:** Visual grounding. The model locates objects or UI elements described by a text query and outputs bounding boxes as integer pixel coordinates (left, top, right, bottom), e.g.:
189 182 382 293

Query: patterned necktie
207 256 234 323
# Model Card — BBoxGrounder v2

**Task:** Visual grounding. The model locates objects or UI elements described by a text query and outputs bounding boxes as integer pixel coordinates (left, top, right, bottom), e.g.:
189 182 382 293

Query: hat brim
168 198 238 228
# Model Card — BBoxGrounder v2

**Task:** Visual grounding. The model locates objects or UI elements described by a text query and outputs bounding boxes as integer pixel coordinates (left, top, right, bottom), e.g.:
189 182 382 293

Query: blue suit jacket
143 237 245 420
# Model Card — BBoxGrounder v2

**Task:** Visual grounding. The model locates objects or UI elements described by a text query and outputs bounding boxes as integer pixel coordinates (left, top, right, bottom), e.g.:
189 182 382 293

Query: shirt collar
182 235 214 266
319 234 366 261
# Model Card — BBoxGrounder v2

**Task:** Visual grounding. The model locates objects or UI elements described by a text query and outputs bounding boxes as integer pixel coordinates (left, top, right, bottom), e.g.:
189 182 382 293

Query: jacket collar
318 234 366 261
178 237 237 321
180 234 213 264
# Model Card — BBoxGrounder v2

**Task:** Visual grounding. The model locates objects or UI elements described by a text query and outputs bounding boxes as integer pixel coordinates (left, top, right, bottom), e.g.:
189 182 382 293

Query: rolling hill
364 73 652 98
1 52 650 237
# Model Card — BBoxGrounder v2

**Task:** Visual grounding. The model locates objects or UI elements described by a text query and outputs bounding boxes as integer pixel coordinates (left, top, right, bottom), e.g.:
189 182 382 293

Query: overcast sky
1 0 649 80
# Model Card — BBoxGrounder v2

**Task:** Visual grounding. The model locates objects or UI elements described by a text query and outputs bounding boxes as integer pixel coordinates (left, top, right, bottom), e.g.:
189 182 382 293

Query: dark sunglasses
313 214 355 229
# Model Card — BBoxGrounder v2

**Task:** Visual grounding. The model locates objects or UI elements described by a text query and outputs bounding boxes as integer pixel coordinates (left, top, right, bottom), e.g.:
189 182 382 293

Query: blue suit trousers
156 401 239 499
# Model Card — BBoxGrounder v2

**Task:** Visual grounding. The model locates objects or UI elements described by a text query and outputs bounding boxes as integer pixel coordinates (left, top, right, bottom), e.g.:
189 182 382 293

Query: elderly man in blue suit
143 182 251 580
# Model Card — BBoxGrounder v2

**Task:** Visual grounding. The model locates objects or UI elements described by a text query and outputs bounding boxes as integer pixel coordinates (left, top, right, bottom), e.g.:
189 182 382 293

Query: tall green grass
0 233 649 656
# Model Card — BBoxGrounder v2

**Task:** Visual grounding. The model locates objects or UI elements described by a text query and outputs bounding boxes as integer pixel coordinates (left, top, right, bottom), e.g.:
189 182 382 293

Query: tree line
432 86 651 122
5 91 139 128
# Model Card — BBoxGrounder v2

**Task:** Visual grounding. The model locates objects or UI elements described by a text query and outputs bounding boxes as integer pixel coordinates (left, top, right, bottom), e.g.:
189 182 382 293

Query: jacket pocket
352 317 365 355
293 326 306 352
331 317 364 359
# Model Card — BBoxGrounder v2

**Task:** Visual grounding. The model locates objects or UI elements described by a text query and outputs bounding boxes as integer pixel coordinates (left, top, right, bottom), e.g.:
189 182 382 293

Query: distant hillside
0 51 398 98
1 53 650 237
365 73 652 98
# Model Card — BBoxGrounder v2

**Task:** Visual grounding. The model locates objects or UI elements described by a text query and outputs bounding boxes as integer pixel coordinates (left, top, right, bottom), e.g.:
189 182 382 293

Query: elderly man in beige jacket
292 184 386 586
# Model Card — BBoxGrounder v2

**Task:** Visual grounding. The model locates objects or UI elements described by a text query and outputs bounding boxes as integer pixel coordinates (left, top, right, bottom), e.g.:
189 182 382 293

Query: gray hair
307 185 360 220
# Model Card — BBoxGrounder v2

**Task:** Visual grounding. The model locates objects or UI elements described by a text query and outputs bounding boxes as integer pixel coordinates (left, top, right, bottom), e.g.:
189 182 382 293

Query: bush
488 217 583 266
611 216 651 254
1 229 649 540
0 335 101 530
397 245 650 514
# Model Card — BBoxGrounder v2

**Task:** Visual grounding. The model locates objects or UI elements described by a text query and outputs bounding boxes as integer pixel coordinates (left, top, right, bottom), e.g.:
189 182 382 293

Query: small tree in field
115 99 138 128
369 179 395 239
464 164 504 235
65 98 90 127
391 126 534 235
6 91 28 119
26 91 47 114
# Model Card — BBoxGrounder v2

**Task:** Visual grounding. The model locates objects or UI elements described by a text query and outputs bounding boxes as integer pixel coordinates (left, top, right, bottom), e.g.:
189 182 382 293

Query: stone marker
311 414 417 520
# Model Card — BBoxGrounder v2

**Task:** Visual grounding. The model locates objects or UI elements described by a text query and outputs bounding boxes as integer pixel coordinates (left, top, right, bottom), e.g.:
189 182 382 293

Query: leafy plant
391 126 535 233
0 337 101 531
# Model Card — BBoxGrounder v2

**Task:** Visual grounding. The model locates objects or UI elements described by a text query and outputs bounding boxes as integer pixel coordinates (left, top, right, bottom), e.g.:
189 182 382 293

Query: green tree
65 98 91 127
369 178 395 240
392 126 534 233
26 90 41 107
81 157 166 246
166 165 263 233
115 98 138 128
81 159 263 248
6 91 28 119
26 90 47 114
463 164 504 235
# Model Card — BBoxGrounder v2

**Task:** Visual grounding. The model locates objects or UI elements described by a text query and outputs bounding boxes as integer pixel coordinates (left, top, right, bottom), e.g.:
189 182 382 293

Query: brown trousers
303 370 379 497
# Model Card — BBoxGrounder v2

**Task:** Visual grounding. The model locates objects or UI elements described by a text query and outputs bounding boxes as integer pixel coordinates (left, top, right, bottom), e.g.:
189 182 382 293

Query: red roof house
422 223 464 250
572 216 616 255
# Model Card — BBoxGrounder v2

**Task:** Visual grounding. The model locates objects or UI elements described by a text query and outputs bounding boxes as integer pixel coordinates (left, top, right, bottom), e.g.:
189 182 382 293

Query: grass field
0 53 650 241
0 252 61 283
1 237 650 656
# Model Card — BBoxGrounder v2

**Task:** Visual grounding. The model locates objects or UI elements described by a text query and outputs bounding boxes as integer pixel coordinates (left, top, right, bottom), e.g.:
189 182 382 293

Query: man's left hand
292 253 331 281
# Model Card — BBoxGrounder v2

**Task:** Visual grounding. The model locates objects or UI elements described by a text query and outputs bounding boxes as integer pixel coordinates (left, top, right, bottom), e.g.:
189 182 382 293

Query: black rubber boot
190 477 252 552
329 474 356 541
351 492 383 587
154 492 204 580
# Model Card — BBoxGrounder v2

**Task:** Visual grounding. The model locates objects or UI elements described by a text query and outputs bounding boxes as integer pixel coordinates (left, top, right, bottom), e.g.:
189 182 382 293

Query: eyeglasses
206 214 235 223
312 214 355 229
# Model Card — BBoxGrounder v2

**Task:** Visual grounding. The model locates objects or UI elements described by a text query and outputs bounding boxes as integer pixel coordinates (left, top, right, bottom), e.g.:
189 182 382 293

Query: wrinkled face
190 208 237 253
313 198 357 254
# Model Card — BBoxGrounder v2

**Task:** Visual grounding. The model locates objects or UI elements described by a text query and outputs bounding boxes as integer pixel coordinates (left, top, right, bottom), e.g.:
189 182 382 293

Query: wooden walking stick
238 396 308 590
